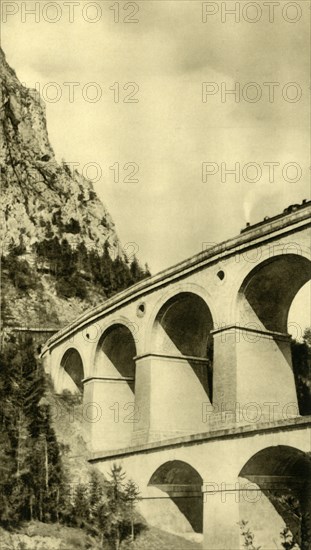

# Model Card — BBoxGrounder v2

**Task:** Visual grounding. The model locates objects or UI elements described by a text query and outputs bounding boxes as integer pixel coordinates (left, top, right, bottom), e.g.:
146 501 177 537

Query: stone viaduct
42 201 311 549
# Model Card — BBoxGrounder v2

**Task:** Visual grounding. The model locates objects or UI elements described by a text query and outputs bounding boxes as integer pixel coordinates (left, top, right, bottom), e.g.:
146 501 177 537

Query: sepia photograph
0 1 310 548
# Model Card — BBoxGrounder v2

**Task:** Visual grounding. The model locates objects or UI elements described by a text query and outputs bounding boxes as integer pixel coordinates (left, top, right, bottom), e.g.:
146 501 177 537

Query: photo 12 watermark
1 1 141 24
21 80 140 104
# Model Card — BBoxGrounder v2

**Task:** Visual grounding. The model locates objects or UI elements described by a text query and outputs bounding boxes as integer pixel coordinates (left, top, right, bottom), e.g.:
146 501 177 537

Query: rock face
0 47 120 257
0 48 138 329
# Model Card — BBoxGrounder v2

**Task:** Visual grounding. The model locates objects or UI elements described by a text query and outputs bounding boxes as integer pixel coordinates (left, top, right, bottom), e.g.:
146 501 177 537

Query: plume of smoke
242 185 280 224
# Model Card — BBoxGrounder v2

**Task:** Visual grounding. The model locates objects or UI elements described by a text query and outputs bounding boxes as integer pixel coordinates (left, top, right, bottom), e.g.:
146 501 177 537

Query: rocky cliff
0 48 148 329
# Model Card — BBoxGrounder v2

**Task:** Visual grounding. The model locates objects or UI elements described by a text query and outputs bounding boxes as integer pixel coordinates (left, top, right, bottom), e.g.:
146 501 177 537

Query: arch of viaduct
42 202 311 548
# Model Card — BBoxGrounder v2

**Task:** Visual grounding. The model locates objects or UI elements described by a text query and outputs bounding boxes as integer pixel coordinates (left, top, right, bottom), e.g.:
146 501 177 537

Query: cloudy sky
2 0 310 329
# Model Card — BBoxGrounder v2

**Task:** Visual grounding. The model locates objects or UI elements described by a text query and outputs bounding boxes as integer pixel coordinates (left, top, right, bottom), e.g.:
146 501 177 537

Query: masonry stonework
42 203 311 548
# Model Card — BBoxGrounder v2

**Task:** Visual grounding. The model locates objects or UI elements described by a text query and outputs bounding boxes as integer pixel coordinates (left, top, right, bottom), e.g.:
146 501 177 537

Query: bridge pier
83 376 135 451
211 326 299 429
133 353 211 445
203 483 241 549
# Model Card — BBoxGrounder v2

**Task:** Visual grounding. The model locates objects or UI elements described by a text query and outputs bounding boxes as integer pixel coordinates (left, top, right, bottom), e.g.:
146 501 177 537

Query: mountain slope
0 48 119 258
0 48 149 329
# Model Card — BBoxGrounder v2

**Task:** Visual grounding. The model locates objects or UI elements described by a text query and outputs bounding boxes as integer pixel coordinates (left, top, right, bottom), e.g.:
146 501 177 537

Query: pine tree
124 479 140 542
73 483 90 526
96 464 140 549
89 470 104 521
0 430 15 525
113 256 131 291
130 256 144 283
101 241 116 295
